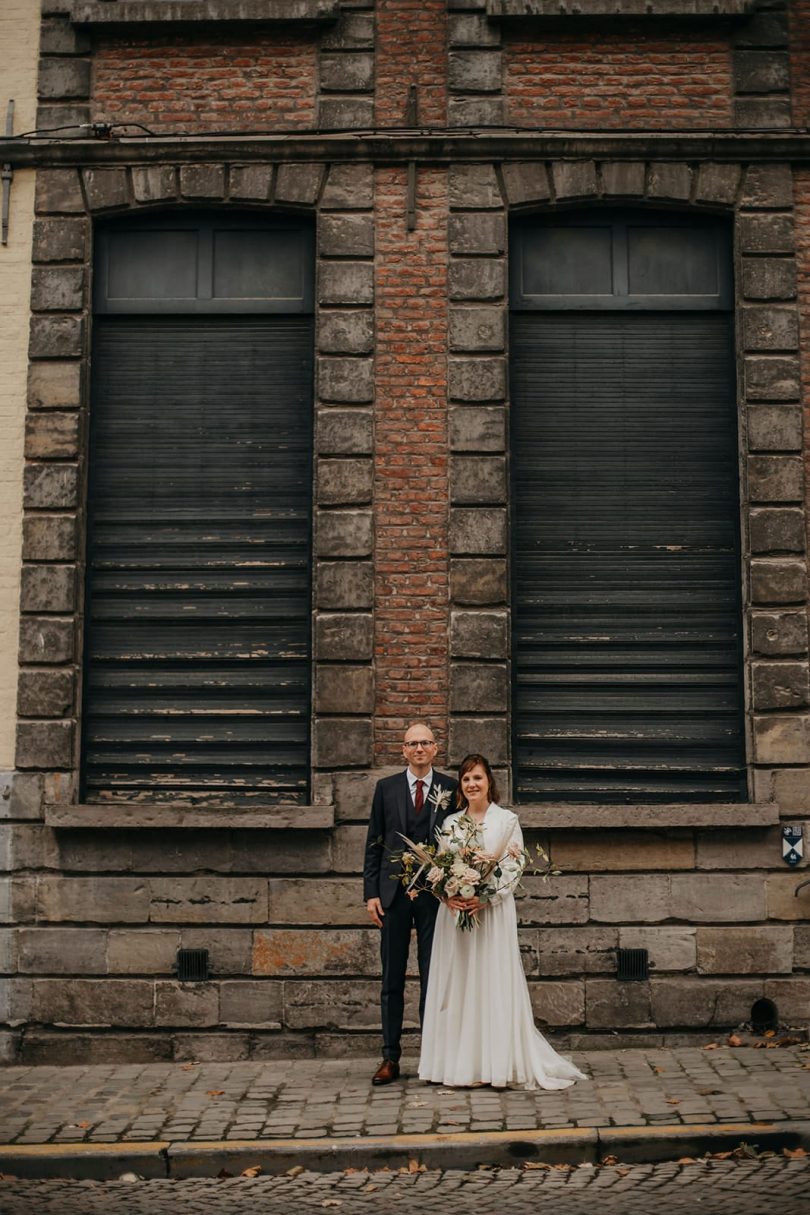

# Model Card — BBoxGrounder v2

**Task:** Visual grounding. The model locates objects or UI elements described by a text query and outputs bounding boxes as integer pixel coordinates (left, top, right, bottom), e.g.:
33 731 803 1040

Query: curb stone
0 1142 170 1180
1 1122 808 1180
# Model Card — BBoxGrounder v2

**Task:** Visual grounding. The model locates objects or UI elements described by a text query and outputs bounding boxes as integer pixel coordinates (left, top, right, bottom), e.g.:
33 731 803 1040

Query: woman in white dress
419 753 586 1090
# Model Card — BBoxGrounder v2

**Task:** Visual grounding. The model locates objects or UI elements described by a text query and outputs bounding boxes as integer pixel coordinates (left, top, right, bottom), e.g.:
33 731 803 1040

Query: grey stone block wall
3 787 810 1061
319 4 375 130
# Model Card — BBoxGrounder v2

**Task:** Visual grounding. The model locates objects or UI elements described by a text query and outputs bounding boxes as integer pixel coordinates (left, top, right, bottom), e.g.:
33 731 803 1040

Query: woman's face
461 764 490 804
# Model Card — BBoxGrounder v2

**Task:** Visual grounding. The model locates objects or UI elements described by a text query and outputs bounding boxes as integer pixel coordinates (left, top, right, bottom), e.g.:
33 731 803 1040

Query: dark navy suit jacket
362 769 458 909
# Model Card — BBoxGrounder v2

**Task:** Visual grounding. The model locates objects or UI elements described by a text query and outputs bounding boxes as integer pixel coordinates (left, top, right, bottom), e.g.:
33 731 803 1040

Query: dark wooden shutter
82 215 313 803
511 213 745 804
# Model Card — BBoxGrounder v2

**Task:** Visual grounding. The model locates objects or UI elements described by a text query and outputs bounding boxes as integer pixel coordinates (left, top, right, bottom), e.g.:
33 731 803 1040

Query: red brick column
375 0 447 127
373 168 449 762
792 0 810 127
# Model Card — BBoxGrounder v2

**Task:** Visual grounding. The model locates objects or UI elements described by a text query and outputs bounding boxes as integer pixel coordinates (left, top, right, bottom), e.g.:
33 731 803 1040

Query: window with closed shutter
510 210 746 804
82 212 314 803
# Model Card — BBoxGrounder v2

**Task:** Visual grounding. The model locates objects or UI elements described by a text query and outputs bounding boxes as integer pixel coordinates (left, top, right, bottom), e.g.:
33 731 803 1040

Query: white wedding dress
418 803 587 1090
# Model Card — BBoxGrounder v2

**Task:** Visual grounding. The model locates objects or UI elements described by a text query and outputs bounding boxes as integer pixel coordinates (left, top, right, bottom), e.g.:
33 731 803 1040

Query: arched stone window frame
446 159 809 818
19 160 376 823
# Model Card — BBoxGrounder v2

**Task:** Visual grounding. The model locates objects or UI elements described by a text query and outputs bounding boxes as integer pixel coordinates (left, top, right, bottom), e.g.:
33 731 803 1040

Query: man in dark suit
363 722 457 1085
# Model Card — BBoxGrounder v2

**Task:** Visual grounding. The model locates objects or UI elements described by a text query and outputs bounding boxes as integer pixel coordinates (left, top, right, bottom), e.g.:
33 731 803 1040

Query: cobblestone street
1 1159 809 1215
2 1048 809 1145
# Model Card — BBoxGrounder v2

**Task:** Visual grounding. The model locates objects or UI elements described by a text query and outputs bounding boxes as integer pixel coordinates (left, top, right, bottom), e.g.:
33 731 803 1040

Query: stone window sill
485 0 754 18
514 803 779 829
69 0 340 28
45 803 335 829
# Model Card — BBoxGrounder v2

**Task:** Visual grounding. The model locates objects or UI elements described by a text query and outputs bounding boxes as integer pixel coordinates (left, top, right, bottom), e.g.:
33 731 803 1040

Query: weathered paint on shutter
82 315 313 802
510 310 746 803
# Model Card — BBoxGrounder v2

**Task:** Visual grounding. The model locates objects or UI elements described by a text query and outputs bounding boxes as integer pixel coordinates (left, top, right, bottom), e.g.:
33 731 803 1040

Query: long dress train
418 803 587 1090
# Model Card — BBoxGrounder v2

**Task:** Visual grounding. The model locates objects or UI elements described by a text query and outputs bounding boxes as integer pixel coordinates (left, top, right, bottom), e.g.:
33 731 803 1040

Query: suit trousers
380 886 438 1062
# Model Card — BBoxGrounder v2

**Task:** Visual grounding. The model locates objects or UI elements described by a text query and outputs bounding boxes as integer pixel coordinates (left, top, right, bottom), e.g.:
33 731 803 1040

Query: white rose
459 884 475 899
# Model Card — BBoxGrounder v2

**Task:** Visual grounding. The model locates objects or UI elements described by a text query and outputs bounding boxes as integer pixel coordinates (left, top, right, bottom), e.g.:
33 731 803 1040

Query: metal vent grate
176 948 209 982
616 948 649 982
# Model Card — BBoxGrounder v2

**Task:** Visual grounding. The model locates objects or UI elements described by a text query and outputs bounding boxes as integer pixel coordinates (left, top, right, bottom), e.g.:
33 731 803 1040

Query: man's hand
366 897 384 928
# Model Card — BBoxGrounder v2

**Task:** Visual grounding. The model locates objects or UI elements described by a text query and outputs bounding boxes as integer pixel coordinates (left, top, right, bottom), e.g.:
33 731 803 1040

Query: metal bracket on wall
406 85 418 231
1 100 14 246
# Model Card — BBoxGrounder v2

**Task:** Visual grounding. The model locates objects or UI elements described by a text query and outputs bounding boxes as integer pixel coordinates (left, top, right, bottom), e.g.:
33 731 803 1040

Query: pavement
2 1158 810 1215
1 1044 810 1181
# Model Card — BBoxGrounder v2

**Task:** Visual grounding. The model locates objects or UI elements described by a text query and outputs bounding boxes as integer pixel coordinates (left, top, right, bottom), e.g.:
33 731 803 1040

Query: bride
418 753 587 1090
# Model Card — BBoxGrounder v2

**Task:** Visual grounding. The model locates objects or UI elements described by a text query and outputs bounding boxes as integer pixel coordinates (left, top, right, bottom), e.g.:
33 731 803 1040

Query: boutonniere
427 786 453 815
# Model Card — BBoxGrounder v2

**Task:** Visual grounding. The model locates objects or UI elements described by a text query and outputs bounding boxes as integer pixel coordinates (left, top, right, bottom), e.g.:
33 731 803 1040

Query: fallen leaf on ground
523 1162 550 1170
286 1166 305 1177
180 1063 198 1071
784 1147 808 1159
361 1184 378 1193
727 1034 743 1047
800 1063 810 1070
407 1158 425 1174
600 1155 619 1166
753 1042 767 1050
552 1163 573 1171
320 1201 342 1208
706 1151 733 1160
652 1067 665 1074
703 1043 719 1050
206 1090 225 1097
733 1144 760 1160
677 1157 697 1164
216 1169 234 1179
406 1101 427 1109
77 1121 91 1129
774 1036 803 1047
764 1029 776 1038
240 1166 262 1178
665 1098 681 1105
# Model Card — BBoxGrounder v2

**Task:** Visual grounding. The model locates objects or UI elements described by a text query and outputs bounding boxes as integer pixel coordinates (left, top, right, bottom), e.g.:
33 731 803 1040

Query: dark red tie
414 780 424 813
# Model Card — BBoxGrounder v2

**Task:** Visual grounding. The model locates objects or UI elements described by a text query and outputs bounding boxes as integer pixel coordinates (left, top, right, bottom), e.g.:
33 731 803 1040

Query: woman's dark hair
456 753 500 810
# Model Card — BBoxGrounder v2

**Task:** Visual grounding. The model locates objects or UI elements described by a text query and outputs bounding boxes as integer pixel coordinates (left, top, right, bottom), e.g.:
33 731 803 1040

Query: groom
363 722 457 1085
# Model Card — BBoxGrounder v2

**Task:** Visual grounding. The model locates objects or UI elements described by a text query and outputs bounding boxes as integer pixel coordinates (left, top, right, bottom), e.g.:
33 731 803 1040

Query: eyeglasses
404 740 436 749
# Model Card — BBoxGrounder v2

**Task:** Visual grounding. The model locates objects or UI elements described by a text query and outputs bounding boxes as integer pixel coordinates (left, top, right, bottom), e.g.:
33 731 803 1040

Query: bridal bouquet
396 812 532 931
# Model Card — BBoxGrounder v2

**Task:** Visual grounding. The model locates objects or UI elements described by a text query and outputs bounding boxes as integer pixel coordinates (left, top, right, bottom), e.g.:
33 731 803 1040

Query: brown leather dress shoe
372 1059 400 1085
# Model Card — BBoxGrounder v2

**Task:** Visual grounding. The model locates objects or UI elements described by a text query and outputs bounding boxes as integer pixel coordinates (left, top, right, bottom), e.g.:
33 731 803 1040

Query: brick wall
2 0 809 1065
92 33 318 133
373 168 450 763
791 0 810 127
376 0 447 126
504 28 734 129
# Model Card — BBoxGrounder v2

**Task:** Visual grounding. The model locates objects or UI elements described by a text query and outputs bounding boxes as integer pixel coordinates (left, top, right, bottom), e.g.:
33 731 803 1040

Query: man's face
402 727 438 776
